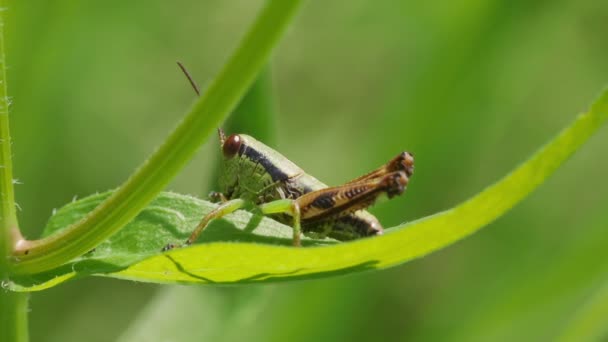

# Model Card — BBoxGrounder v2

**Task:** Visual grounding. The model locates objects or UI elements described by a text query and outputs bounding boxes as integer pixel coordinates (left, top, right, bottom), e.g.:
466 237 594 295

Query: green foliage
8 90 607 292
2 1 302 340
3 0 608 341
8 0 303 276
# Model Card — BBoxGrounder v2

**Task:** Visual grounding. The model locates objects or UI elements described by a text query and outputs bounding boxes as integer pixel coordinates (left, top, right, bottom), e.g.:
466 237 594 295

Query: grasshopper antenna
218 128 226 145
177 61 201 96
177 61 225 143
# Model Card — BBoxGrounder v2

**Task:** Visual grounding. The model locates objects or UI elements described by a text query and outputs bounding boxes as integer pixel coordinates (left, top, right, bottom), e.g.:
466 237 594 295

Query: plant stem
208 65 277 190
0 291 29 342
10 0 303 275
225 65 277 146
0 4 30 342
0 8 16 237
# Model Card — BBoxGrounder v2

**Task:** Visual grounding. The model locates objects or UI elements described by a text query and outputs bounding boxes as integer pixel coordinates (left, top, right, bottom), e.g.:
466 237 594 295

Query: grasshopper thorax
218 134 309 203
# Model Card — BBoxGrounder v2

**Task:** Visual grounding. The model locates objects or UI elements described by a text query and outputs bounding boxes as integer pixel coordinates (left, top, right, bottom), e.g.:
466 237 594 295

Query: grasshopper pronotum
163 65 414 250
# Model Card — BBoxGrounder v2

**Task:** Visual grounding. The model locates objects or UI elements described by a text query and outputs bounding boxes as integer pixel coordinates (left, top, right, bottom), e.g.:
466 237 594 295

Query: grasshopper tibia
259 199 302 246
346 152 414 184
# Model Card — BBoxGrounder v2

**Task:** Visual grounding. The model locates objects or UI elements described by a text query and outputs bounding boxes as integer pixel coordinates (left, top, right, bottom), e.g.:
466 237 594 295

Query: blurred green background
6 0 608 341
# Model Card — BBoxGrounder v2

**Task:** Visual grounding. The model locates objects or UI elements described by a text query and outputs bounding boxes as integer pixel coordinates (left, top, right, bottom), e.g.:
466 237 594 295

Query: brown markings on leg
297 171 410 224
345 152 414 185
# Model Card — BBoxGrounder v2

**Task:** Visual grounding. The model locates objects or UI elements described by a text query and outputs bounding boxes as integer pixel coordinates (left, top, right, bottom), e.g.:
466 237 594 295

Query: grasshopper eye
223 134 242 158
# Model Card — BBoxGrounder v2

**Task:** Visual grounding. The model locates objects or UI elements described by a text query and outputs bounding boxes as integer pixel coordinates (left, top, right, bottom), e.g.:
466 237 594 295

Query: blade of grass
9 0 303 275
557 279 608 342
0 4 29 341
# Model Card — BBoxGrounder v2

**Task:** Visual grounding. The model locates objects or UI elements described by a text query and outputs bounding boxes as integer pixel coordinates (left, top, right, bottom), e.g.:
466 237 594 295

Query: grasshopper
163 65 414 250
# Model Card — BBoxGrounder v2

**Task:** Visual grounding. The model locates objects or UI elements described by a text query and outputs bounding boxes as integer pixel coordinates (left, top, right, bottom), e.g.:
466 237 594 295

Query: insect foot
208 191 227 203
162 243 178 252
161 240 192 251
383 171 409 198
394 152 415 177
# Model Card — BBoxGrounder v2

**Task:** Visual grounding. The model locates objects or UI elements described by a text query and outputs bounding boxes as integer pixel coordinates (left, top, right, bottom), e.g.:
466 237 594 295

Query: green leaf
7 191 335 291
6 89 608 292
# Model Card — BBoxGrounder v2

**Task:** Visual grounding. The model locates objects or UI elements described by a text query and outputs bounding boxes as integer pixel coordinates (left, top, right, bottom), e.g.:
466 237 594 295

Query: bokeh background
6 0 608 341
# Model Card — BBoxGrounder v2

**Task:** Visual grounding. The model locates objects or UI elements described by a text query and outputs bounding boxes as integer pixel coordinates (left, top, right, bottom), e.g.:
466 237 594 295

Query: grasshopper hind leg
346 152 414 184
294 170 409 240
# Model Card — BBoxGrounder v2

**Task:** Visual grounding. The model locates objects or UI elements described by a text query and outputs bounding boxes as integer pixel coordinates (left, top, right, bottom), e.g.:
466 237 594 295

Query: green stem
225 65 277 145
10 0 303 275
0 292 29 342
209 65 277 190
0 6 16 236
0 4 30 342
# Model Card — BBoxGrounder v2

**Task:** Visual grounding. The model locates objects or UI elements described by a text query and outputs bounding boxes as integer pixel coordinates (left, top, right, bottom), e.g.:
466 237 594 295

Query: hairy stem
0 4 17 247
0 4 30 342
0 291 29 342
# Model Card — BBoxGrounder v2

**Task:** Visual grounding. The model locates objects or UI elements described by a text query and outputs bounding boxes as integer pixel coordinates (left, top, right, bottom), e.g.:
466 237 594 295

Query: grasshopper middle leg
162 198 246 251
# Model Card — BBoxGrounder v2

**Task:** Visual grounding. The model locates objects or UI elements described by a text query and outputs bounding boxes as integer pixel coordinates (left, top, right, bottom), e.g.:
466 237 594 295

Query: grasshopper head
222 133 242 158
217 133 242 197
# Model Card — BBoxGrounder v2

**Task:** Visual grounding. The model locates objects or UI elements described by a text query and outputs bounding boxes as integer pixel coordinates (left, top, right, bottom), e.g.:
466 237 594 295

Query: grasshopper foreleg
162 198 246 251
162 198 302 250
208 191 228 203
